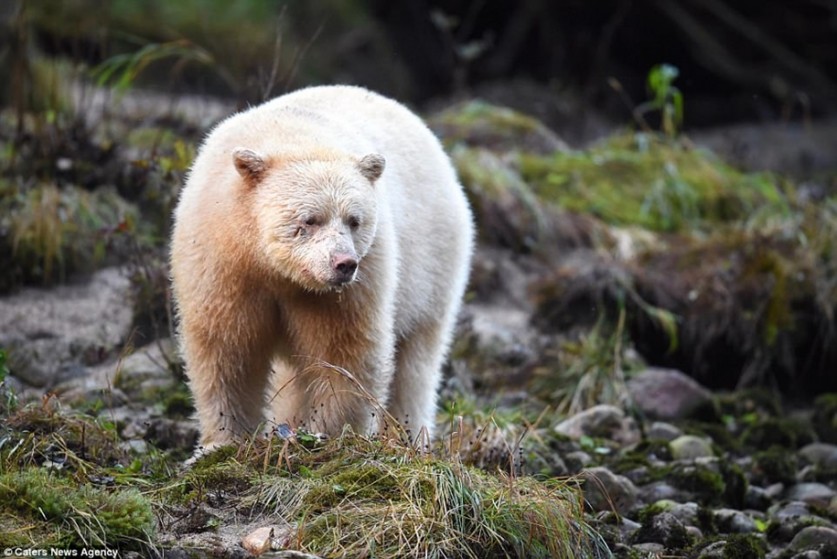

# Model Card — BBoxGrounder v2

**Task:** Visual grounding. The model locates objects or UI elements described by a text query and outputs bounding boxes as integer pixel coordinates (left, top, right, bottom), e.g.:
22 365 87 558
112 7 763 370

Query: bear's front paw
182 442 228 468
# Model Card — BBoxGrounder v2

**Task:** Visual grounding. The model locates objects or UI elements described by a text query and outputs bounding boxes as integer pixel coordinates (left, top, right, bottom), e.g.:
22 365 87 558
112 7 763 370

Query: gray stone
647 421 682 442
631 543 665 555
627 367 714 420
668 501 700 526
768 501 830 542
670 435 715 460
554 404 640 445
580 466 639 514
695 541 726 559
745 485 774 510
785 483 836 508
799 443 837 469
639 481 683 504
562 450 593 473
632 511 692 548
789 526 837 551
714 508 758 533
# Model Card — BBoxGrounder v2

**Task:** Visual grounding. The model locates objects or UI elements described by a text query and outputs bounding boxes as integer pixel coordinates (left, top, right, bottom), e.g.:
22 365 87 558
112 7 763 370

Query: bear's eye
347 216 361 229
304 216 319 227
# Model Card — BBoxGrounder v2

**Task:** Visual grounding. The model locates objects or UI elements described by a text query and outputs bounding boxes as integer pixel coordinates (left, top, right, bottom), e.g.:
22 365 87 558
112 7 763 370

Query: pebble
670 435 715 460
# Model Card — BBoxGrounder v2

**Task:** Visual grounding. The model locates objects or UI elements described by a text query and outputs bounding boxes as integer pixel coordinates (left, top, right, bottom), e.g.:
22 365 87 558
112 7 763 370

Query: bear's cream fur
171 85 474 451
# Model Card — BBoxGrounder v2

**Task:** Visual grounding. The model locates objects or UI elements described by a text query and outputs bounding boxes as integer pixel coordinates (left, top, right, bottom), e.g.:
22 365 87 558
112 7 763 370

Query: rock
714 508 758 533
695 540 726 559
241 526 274 555
429 100 570 155
563 450 593 473
768 501 830 543
631 512 692 549
270 553 325 559
144 417 199 452
789 526 837 552
627 367 714 420
785 483 836 508
745 485 774 511
554 404 640 445
799 443 837 469
667 501 700 526
631 543 665 555
579 466 639 514
670 435 715 460
639 481 683 504
0 267 133 388
647 421 683 442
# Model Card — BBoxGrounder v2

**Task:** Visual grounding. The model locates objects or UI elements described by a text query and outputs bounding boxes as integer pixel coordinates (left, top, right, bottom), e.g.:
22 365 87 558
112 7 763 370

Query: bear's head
233 147 385 293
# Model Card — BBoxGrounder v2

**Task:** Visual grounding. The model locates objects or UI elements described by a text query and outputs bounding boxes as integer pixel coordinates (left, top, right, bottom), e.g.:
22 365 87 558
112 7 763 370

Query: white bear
171 85 474 451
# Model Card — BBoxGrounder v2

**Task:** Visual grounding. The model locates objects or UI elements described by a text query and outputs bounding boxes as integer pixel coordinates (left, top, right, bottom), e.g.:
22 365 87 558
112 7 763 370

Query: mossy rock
751 446 799 485
741 417 815 450
430 100 569 155
669 463 726 506
452 145 551 251
723 533 767 559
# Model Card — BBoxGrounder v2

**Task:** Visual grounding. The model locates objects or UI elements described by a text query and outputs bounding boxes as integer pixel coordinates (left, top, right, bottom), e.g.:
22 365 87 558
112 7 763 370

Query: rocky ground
2 82 837 558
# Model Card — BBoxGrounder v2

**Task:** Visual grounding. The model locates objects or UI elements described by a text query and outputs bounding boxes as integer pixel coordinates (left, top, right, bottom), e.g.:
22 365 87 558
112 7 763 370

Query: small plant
93 40 236 98
534 307 640 416
637 63 685 137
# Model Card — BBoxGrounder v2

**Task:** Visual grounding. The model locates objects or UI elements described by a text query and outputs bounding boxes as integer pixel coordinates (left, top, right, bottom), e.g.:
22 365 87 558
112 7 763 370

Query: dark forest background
4 0 836 131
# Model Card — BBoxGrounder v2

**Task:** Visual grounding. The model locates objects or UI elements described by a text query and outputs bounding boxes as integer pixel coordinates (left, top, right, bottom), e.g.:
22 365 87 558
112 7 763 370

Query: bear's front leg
185 340 274 449
287 305 396 437
179 296 279 450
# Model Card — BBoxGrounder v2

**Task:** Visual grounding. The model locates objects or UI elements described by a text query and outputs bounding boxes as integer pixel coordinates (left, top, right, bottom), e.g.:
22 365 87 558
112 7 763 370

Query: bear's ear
233 147 267 183
357 153 385 183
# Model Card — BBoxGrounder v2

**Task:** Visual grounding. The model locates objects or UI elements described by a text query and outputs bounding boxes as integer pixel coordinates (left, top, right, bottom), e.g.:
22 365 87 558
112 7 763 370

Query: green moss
161 382 195 419
720 461 748 510
682 421 741 453
430 100 564 154
0 468 154 548
741 417 814 450
519 132 787 233
451 145 548 250
636 500 677 525
752 446 798 485
670 463 725 505
723 533 766 559
162 445 250 505
718 389 783 424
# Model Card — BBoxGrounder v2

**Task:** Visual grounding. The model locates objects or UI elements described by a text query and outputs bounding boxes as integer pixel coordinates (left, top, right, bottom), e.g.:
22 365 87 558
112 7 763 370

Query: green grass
0 399 608 557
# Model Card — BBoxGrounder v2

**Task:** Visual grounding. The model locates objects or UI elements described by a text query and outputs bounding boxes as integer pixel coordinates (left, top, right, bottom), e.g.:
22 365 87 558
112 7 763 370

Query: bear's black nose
332 255 358 283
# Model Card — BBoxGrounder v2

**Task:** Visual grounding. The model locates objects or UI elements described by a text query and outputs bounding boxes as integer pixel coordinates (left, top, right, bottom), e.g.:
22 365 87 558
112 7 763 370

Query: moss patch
520 132 788 233
0 468 154 548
